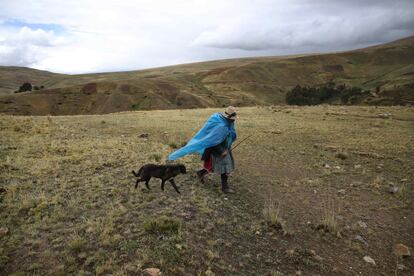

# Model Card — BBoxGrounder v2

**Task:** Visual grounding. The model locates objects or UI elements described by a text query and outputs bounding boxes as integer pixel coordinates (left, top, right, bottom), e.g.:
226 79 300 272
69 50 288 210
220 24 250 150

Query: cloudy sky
0 0 413 74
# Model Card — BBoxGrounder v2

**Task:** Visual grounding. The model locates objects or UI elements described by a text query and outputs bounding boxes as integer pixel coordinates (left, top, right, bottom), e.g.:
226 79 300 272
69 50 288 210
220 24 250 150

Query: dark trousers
197 169 228 190
221 173 229 190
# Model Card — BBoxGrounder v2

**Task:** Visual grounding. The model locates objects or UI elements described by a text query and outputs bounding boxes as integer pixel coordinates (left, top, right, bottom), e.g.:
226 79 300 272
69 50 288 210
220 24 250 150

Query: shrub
263 199 283 228
286 83 367 105
340 87 367 104
317 196 337 233
143 216 181 234
16 82 32 93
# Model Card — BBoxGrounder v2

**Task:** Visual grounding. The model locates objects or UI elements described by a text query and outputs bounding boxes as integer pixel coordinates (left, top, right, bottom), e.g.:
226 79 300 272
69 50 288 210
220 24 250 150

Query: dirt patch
323 64 344 72
81 82 97 95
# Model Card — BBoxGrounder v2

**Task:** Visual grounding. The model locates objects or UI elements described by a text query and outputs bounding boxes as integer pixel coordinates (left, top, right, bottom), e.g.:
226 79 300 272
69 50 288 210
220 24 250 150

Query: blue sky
3 19 65 33
0 0 413 74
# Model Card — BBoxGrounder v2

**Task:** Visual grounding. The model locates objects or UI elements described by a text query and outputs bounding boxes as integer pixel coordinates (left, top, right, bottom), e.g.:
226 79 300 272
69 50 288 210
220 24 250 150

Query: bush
340 87 364 104
16 82 32 93
286 84 342 105
286 83 367 105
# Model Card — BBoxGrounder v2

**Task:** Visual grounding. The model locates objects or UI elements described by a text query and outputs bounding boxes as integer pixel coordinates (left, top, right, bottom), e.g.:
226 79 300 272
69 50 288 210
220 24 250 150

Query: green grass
143 217 181 234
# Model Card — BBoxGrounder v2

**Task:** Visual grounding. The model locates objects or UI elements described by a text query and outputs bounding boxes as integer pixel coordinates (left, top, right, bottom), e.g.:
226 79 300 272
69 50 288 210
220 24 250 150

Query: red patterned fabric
203 156 213 172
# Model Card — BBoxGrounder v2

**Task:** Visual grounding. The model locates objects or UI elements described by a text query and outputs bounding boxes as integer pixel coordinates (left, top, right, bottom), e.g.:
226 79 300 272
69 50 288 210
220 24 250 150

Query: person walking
168 106 237 193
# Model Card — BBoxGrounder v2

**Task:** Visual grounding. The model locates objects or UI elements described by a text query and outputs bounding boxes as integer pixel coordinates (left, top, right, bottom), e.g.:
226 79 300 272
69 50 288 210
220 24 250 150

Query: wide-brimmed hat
223 106 237 120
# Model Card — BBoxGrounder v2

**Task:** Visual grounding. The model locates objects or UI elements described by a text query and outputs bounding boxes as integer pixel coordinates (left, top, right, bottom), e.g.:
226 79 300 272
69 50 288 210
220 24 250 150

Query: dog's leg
169 178 181 194
144 178 151 190
161 179 166 191
135 178 142 189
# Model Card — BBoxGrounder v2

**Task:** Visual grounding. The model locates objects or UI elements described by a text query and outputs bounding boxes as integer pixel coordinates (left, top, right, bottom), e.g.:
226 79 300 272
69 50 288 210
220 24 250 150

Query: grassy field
0 106 413 275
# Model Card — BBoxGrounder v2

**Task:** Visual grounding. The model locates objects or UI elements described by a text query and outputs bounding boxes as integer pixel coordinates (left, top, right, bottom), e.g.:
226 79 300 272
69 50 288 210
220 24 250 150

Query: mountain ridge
0 35 413 115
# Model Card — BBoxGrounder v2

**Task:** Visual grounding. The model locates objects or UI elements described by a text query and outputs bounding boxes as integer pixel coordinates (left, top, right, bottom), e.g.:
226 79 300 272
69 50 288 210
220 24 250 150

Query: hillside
1 36 414 115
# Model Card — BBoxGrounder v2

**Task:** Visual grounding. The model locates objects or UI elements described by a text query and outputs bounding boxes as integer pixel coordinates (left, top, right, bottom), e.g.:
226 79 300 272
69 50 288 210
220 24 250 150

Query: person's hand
222 150 228 157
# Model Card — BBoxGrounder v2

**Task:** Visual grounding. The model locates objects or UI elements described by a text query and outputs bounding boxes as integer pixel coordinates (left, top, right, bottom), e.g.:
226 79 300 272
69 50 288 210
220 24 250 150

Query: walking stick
220 135 252 159
230 134 253 152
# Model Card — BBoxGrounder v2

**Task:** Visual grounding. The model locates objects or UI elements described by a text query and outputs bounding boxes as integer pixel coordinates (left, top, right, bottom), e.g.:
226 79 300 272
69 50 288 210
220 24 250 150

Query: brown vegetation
1 36 413 115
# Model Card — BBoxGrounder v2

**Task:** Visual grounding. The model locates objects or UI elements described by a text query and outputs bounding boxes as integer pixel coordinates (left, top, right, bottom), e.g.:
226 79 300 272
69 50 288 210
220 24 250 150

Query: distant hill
1 36 413 115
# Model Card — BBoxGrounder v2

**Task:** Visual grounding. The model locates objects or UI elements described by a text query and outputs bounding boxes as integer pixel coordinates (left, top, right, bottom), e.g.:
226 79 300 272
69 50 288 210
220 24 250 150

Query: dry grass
262 197 285 230
319 195 337 234
0 106 413 275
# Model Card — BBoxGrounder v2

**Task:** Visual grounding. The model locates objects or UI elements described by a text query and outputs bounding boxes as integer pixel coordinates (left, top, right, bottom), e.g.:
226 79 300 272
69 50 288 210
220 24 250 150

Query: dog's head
179 164 187 174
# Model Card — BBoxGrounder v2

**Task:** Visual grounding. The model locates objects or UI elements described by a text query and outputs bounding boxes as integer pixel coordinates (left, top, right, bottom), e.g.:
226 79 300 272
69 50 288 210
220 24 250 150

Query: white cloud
0 0 413 73
0 26 64 66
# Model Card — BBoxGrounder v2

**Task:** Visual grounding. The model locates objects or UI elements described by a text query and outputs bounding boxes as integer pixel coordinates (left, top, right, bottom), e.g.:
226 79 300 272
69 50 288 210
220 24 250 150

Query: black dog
132 164 186 194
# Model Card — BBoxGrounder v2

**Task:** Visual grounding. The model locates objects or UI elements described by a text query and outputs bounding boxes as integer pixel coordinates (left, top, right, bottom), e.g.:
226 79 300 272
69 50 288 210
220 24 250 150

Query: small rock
255 231 261 235
205 268 215 276
338 189 346 195
393 243 411 257
272 130 282 134
363 256 376 265
354 164 361 169
314 255 324 262
323 164 331 168
124 264 139 273
139 133 149 138
179 212 193 221
357 221 367 229
354 235 367 245
388 185 399 194
335 152 348 160
0 227 9 237
296 271 302 276
377 113 391 119
400 178 408 182
143 268 160 276
334 166 341 169
397 264 407 270
286 249 295 257
78 252 87 259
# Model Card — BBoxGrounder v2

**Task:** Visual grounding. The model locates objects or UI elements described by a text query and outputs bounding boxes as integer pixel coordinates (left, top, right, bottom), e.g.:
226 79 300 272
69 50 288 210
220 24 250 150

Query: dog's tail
132 166 144 177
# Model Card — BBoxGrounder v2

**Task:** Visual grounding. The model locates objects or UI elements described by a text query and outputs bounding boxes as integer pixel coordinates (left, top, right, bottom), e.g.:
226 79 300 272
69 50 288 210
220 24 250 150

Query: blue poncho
168 113 237 160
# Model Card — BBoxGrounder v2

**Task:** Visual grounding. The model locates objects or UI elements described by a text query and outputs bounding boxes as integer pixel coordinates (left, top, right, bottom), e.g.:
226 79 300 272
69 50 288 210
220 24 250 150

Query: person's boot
196 169 207 184
221 173 234 194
